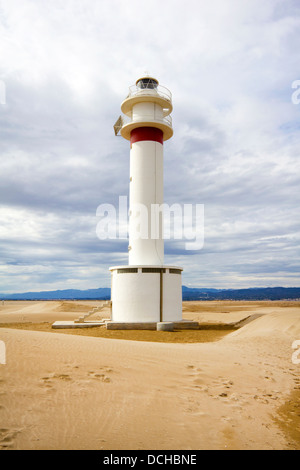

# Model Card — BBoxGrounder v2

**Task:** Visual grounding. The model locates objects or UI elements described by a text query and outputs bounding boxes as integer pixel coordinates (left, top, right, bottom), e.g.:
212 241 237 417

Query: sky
0 0 300 293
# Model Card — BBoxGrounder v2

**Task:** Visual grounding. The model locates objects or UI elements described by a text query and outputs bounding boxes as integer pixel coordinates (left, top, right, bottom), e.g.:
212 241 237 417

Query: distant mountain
181 286 300 301
182 286 220 293
0 286 299 301
0 288 111 300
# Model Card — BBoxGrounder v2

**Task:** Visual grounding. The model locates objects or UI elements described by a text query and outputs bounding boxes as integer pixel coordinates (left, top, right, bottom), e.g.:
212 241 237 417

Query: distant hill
0 288 111 300
182 286 300 301
0 286 300 301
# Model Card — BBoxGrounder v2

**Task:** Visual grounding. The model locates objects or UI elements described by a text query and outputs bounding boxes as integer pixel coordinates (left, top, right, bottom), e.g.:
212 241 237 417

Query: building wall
129 140 164 265
110 268 182 323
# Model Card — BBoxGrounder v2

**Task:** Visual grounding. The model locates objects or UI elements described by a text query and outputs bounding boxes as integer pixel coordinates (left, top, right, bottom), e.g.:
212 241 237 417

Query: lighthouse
110 76 183 324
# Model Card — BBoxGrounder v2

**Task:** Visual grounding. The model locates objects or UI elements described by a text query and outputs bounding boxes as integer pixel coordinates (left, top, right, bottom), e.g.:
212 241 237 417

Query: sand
0 300 299 450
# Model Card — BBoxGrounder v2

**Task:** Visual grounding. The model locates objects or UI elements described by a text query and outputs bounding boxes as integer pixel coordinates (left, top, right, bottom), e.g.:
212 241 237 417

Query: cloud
0 0 300 292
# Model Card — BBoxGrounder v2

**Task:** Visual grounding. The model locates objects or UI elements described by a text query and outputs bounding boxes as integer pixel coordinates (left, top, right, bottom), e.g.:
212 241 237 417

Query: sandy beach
0 300 299 450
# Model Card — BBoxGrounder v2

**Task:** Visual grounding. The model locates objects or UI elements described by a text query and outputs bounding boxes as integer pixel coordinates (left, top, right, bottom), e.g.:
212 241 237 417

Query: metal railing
126 83 172 103
122 113 172 128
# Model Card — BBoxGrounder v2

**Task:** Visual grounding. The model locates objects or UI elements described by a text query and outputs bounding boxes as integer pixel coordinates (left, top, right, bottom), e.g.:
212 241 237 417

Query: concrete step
74 301 112 324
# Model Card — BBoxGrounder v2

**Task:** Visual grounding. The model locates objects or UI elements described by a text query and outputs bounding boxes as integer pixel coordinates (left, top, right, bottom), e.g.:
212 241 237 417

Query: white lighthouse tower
110 76 183 324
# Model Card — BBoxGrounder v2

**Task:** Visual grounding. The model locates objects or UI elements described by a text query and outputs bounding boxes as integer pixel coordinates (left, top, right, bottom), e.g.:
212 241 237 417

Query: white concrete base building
111 76 183 324
110 266 182 323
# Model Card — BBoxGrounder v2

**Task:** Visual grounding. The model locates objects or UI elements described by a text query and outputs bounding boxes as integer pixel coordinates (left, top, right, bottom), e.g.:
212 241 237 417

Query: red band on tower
130 127 164 146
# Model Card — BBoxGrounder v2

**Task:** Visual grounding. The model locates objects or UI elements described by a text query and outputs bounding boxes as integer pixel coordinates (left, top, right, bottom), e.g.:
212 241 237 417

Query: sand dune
230 310 300 338
0 301 299 450
0 300 110 324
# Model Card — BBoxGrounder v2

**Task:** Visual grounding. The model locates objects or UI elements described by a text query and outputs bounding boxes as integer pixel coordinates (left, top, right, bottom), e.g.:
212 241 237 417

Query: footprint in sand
88 371 111 383
40 376 54 389
53 374 72 381
0 428 20 449
40 367 113 389
88 366 114 382
184 365 210 392
40 373 72 389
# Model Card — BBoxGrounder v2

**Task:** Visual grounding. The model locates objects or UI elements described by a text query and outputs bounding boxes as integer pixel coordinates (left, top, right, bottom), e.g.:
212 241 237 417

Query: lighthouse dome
136 76 159 89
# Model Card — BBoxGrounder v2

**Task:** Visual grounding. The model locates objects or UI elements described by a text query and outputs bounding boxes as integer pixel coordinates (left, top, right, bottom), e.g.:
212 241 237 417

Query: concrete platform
157 322 174 331
106 322 157 330
52 321 105 329
174 320 199 330
51 319 200 330
106 320 199 330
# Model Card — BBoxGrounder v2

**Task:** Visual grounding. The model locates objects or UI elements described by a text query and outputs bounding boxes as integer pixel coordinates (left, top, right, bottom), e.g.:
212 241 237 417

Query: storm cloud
0 0 300 292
